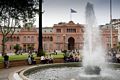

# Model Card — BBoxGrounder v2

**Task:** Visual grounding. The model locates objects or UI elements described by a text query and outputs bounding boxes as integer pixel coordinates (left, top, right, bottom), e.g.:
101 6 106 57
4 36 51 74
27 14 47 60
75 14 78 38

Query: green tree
0 0 39 56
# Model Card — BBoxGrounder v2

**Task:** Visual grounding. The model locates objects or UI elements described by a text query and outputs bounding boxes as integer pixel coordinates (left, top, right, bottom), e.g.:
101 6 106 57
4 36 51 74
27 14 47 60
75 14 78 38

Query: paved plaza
0 66 29 80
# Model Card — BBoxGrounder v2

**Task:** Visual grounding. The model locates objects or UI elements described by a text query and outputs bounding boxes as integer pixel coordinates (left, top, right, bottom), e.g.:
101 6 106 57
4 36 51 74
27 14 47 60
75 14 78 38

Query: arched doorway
68 37 75 50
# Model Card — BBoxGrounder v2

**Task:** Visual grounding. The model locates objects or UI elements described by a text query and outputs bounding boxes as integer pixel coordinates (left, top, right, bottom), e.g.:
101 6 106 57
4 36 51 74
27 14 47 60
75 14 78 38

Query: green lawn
0 54 31 62
52 54 64 58
0 53 64 63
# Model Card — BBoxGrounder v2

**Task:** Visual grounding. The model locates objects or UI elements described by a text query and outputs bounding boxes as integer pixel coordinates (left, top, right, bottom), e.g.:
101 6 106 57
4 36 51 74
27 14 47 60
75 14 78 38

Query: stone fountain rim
19 62 81 80
18 62 120 80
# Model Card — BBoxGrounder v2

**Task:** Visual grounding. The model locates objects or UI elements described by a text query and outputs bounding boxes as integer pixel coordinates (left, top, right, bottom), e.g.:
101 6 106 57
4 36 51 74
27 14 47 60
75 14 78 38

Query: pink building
0 26 38 53
0 21 118 53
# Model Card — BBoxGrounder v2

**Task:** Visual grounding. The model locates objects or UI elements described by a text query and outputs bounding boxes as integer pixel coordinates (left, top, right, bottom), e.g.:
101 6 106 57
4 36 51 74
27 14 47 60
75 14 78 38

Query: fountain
83 2 105 75
17 2 120 80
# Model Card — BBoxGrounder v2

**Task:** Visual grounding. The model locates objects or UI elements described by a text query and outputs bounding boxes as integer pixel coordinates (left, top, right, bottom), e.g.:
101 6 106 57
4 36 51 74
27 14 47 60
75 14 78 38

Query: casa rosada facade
0 21 118 53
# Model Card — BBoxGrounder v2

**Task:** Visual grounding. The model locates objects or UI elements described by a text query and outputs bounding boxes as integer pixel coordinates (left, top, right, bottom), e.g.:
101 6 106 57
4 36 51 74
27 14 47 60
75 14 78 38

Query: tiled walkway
0 66 29 80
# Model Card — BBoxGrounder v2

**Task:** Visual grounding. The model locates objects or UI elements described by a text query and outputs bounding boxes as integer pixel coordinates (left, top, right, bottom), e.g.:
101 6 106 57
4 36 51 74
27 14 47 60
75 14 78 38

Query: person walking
3 54 9 68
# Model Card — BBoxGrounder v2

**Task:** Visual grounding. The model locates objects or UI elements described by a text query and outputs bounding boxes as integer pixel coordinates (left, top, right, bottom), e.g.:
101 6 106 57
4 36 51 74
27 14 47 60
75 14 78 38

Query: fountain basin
18 62 120 80
84 65 101 75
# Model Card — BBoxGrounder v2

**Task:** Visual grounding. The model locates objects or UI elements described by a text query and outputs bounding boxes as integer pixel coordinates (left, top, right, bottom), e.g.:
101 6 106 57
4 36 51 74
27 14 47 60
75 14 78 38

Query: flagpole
70 9 72 21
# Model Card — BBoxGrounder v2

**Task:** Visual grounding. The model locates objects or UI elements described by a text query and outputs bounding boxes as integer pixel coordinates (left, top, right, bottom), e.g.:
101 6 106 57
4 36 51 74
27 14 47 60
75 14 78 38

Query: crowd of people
40 54 53 64
64 50 81 62
5 48 120 69
107 49 120 63
27 51 54 65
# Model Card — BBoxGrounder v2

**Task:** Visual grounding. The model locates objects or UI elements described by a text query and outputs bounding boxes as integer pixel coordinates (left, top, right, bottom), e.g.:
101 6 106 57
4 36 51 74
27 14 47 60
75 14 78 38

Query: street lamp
110 0 113 49
66 42 68 50
63 34 66 50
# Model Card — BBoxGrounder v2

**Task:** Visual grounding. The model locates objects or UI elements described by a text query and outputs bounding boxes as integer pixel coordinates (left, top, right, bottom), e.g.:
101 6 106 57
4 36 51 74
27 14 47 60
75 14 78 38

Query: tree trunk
2 36 6 56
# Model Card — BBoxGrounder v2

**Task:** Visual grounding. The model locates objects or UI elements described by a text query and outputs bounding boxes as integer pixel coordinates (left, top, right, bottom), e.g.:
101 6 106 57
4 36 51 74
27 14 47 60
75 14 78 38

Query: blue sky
35 0 120 27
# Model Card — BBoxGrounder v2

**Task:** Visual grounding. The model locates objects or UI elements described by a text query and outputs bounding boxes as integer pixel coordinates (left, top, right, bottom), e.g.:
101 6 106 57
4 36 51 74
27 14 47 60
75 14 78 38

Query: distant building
111 19 120 29
100 26 118 49
0 21 118 53
111 19 120 42
100 19 120 43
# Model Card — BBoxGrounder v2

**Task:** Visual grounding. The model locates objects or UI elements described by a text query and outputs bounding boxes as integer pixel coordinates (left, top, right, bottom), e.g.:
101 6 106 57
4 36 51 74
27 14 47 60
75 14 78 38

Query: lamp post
38 0 43 56
63 34 66 50
110 0 113 49
38 0 45 56
66 42 68 50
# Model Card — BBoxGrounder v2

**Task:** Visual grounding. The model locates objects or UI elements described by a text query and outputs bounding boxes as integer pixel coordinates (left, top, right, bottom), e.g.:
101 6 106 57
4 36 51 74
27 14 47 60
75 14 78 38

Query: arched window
31 36 34 42
44 36 46 41
23 36 26 42
28 36 30 42
50 36 53 41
